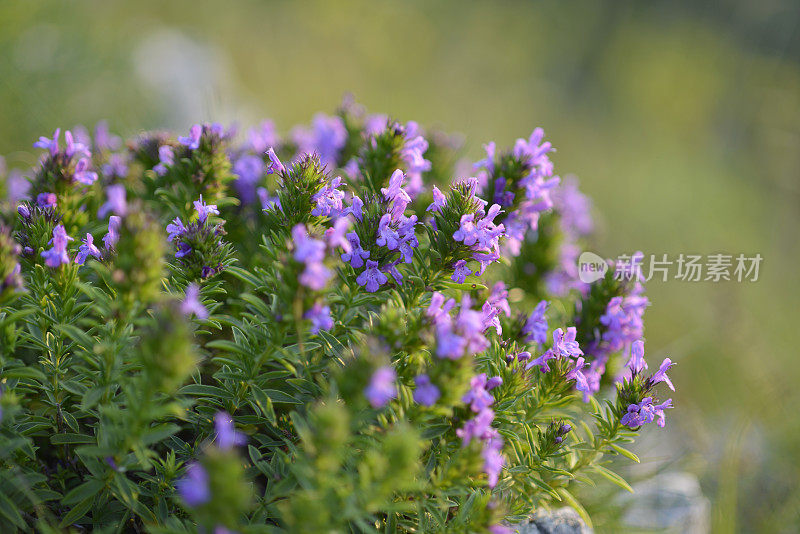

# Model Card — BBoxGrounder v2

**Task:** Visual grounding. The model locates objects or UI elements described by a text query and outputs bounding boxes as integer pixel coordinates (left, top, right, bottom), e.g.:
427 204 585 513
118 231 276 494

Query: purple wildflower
194 195 219 224
73 158 97 185
456 408 495 446
153 145 174 176
75 233 101 265
426 185 446 213
181 283 208 319
103 216 121 250
178 124 202 150
462 374 496 412
41 224 73 267
651 358 675 391
413 374 440 406
167 217 188 242
213 411 246 450
292 114 346 169
233 154 265 205
376 213 400 250
527 349 557 373
98 184 127 218
523 300 549 344
341 232 370 268
325 217 352 252
356 260 388 292
451 259 472 283
266 147 285 174
34 128 60 156
37 192 57 208
304 302 334 334
247 120 278 153
311 176 345 217
552 327 583 358
364 366 396 408
176 462 210 507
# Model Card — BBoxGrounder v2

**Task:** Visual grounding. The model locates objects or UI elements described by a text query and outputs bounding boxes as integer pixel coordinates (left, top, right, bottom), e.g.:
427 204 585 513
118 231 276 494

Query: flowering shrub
0 100 675 533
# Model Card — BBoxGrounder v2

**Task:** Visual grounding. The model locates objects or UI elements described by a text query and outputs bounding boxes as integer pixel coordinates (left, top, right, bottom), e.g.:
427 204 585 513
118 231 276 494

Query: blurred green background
1 0 798 531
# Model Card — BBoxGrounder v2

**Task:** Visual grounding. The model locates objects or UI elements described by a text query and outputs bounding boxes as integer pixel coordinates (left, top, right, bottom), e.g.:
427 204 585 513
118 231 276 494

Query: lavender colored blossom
356 260 388 292
627 339 647 374
181 283 208 319
292 225 331 290
213 411 247 449
178 124 202 150
526 349 556 373
462 373 495 412
247 120 278 153
41 224 73 267
651 358 675 391
304 302 334 333
426 185 446 213
266 147 285 174
167 217 188 242
376 213 400 250
176 462 210 507
7 169 30 203
103 216 121 250
487 282 511 318
98 184 127 218
600 285 648 355
523 300 548 344
34 128 60 156
364 366 396 408
194 195 219 224
346 195 364 221
311 176 345 217
292 114 346 169
621 397 673 429
482 435 504 487
153 145 174 176
451 259 472 283
426 292 456 326
552 327 583 358
381 169 412 207
75 233 101 265
233 154 266 205
17 205 30 220
566 357 591 399
325 217 352 252
341 232 370 268
413 374 440 406
37 193 57 208
94 120 121 151
456 408 495 446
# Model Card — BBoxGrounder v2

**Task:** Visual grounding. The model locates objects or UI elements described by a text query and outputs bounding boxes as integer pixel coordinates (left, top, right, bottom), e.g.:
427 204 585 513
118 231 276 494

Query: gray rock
512 507 593 534
621 471 710 534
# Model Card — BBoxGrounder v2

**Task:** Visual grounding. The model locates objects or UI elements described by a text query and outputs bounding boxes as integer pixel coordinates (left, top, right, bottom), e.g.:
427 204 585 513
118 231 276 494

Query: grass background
2 1 799 531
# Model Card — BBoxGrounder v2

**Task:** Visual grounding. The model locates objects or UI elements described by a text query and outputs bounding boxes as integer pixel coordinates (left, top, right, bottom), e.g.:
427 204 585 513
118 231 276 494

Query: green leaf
557 488 593 528
2 367 46 382
609 442 640 463
0 491 26 529
51 433 95 445
178 384 228 398
592 464 634 493
58 494 94 527
62 478 105 505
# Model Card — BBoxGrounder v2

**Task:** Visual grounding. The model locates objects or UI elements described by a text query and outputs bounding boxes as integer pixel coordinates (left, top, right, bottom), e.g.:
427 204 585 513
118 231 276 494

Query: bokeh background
1 1 799 531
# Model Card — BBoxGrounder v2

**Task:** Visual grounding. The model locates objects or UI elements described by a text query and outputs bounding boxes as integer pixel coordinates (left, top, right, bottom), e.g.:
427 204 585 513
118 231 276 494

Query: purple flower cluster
41 224 73 267
346 169 418 293
292 113 347 170
292 224 332 291
34 128 99 186
618 340 675 429
364 366 396 408
166 196 228 279
398 121 432 198
522 300 548 344
473 129 560 257
304 302 334 333
527 327 593 400
426 293 506 360
311 176 345 217
600 282 649 356
413 374 440 406
456 386 505 488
